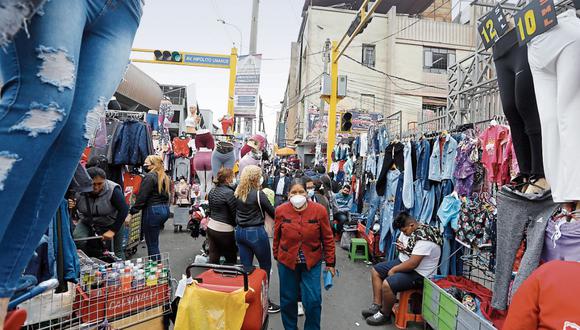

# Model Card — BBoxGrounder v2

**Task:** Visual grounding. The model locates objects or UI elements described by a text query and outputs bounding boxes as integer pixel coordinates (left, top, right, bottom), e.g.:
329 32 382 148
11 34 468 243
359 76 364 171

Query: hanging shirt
479 125 509 183
173 137 192 158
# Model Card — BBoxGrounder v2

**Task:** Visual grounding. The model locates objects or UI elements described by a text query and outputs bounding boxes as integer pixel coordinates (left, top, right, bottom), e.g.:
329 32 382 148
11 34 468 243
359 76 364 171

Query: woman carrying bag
129 155 170 259
273 177 336 330
234 165 280 313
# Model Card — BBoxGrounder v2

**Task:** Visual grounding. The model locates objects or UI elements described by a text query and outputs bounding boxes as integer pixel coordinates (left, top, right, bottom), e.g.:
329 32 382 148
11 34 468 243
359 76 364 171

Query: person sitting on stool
362 212 442 326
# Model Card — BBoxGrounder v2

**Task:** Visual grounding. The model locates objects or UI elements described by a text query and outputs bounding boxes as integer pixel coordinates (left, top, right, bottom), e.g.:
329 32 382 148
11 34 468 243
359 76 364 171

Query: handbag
257 190 275 237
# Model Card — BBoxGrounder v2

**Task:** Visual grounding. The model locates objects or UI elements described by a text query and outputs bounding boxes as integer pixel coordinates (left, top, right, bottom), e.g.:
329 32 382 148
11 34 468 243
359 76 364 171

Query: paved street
133 223 422 330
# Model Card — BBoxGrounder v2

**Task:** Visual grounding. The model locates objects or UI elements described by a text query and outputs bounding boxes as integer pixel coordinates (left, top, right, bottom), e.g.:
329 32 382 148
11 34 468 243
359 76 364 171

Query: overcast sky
132 0 304 140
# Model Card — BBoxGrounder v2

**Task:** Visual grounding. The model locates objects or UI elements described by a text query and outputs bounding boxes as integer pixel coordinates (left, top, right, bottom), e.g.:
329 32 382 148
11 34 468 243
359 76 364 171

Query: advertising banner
234 55 262 116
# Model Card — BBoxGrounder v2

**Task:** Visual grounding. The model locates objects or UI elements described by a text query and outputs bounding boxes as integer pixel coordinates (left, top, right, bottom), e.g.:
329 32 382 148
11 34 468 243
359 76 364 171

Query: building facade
278 1 476 162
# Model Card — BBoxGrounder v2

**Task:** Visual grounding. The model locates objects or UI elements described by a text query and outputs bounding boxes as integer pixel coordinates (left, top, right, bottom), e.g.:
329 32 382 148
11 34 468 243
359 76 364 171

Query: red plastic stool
392 289 424 329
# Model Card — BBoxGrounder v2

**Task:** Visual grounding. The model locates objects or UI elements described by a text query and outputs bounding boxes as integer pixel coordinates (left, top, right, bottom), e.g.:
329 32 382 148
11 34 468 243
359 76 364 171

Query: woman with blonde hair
130 155 170 259
234 165 279 313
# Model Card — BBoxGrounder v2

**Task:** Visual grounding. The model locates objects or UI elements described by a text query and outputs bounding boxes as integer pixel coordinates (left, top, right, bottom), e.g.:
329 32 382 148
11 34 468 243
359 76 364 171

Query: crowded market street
1 0 580 329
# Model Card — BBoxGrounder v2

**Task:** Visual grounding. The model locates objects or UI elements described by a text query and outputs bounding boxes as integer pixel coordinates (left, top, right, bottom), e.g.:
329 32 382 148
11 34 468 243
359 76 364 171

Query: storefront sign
234 55 262 116
350 111 384 131
477 4 509 49
514 0 558 46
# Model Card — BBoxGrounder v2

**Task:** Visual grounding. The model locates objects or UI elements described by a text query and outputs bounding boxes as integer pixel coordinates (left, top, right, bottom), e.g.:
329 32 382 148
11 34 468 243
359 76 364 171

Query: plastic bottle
133 269 146 288
146 274 158 286
121 267 133 291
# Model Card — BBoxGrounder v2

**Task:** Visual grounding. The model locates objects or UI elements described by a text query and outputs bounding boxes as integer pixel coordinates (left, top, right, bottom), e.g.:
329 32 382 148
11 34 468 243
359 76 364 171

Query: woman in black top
207 168 237 264
234 165 279 313
129 155 170 259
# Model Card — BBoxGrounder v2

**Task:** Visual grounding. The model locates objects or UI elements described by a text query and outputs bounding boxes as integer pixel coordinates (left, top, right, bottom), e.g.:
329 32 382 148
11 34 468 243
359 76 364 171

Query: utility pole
249 0 260 135
258 97 264 132
249 0 260 55
319 39 331 116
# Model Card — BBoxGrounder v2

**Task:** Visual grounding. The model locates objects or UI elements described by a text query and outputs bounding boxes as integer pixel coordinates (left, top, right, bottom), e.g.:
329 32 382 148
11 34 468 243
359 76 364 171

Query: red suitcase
186 264 269 330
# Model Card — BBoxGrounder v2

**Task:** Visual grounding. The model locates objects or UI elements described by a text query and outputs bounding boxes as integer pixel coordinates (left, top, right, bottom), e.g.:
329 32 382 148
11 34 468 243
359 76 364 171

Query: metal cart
173 206 190 233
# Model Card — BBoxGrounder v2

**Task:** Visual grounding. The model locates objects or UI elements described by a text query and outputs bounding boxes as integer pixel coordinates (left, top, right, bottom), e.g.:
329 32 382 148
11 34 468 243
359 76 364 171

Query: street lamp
217 19 243 54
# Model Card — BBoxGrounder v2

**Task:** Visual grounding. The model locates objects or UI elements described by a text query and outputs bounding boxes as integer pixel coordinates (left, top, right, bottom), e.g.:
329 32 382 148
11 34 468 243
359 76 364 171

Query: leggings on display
528 10 580 202
491 187 555 310
493 30 544 177
0 0 141 298
194 151 212 200
195 132 215 150
197 170 212 201
211 149 236 177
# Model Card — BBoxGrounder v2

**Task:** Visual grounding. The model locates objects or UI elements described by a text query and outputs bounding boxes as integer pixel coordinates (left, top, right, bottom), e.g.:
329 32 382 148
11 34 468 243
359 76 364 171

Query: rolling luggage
180 264 269 330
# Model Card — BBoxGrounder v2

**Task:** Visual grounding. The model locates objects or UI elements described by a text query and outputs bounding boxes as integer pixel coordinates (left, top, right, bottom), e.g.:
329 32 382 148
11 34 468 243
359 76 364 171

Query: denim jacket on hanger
428 134 458 182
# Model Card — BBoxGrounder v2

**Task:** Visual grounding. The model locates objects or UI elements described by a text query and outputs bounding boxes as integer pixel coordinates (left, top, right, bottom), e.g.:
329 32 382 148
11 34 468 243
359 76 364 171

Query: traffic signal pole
131 47 238 129
326 41 339 171
325 0 383 170
228 47 238 118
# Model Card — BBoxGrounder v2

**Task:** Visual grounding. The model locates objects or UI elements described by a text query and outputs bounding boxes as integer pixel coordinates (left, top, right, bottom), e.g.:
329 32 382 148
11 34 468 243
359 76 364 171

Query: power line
343 54 446 90
350 0 456 48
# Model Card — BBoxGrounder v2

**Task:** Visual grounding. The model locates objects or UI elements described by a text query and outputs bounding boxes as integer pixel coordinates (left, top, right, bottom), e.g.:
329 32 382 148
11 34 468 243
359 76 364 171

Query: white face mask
259 177 264 185
307 189 315 198
290 195 307 209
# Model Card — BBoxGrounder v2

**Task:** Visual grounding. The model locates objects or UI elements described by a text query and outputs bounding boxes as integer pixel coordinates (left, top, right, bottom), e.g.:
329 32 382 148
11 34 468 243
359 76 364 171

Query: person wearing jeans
130 155 170 259
234 165 280 313
0 0 142 325
274 178 336 330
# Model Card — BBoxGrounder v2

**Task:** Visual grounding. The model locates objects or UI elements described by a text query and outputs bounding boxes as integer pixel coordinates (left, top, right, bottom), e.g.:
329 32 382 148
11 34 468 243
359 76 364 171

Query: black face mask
144 166 152 173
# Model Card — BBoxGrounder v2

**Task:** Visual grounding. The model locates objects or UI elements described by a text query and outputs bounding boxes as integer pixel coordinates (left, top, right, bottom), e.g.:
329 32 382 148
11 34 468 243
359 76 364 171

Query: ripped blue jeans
0 0 142 298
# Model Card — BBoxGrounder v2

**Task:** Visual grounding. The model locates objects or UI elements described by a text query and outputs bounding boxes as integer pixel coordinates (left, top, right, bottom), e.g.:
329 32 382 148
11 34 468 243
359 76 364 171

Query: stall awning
116 63 162 110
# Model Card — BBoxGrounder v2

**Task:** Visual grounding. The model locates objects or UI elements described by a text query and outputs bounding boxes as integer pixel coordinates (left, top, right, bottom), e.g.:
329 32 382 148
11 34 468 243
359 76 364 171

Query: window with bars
424 47 456 74
362 44 376 68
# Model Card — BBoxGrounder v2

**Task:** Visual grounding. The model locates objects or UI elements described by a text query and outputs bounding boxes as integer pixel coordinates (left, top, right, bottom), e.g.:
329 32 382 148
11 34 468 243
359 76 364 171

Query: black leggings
207 228 238 264
493 30 544 177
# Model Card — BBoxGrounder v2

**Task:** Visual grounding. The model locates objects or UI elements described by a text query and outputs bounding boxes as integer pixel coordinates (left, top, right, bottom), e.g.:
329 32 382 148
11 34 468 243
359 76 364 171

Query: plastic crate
422 278 496 330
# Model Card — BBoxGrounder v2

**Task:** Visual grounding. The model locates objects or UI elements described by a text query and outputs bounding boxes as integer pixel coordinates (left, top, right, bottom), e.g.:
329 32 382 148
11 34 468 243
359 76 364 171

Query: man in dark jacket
273 168 291 206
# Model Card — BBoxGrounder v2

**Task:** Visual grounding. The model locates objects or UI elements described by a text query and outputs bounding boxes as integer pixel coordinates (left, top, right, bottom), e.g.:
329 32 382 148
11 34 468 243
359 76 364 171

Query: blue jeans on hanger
379 170 399 253
0 0 142 298
365 183 382 234
412 180 425 219
417 182 436 224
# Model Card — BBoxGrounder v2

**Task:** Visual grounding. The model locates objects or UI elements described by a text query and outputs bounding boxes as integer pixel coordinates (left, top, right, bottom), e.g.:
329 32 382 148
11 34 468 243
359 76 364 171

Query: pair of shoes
298 302 305 316
268 301 281 314
361 303 381 318
366 312 392 326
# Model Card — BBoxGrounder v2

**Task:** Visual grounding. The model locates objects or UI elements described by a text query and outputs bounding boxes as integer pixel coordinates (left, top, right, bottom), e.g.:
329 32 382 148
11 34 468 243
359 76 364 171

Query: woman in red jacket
273 177 336 330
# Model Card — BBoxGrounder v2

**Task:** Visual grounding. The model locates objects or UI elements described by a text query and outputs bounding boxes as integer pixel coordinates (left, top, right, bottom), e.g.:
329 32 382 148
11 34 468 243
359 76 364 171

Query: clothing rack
105 110 146 120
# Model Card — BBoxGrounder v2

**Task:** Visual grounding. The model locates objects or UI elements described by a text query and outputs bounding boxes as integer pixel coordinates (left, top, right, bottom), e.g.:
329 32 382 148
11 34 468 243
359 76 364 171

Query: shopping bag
175 281 248 330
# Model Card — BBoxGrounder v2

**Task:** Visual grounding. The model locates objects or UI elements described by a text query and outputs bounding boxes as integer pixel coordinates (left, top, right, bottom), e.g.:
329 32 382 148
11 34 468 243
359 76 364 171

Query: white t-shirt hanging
360 133 368 157
398 233 442 278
